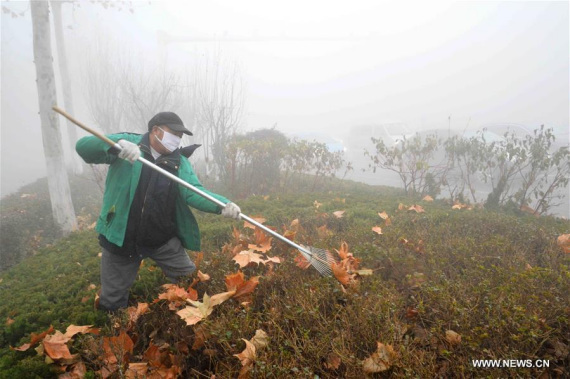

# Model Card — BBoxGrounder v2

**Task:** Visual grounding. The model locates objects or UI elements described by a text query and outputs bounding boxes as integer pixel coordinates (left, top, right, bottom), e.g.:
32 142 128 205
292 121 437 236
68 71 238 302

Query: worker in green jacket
76 111 241 312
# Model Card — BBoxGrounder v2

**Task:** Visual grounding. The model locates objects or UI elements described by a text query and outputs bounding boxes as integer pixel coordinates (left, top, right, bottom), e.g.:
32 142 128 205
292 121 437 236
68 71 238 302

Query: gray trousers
100 236 196 311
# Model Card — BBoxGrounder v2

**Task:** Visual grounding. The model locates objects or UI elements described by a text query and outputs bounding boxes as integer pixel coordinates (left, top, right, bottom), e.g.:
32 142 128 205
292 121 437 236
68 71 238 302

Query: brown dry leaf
102 330 134 365
324 353 342 370
192 325 210 350
225 271 260 301
12 325 54 351
197 270 211 282
398 203 406 211
233 250 266 268
333 210 345 218
43 330 73 360
362 342 397 373
158 284 193 303
250 329 269 350
6 317 15 326
244 217 267 229
335 241 350 260
290 219 300 229
125 362 148 378
62 361 87 379
378 211 389 220
445 330 462 345
194 252 204 269
557 234 570 254
372 226 383 235
332 262 352 286
63 324 99 339
234 338 256 366
422 195 434 202
385 217 392 226
314 200 323 209
294 253 311 269
126 303 150 327
356 269 374 276
408 204 425 213
88 284 97 291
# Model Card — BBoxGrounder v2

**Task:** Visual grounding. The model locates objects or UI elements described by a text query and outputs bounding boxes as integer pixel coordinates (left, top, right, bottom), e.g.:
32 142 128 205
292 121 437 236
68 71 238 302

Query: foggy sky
1 0 568 202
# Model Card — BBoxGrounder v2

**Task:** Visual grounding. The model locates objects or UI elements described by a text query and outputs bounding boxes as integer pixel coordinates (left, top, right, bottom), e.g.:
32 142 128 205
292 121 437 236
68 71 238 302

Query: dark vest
99 133 181 256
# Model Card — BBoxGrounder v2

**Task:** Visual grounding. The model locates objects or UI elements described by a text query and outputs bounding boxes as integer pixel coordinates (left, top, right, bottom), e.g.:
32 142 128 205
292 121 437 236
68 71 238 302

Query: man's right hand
117 140 140 163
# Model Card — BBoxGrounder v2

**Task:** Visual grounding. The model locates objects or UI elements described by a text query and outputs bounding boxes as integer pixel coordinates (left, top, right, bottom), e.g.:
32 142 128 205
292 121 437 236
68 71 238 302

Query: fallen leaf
225 272 260 302
12 325 54 351
194 252 204 269
126 362 148 378
317 225 332 238
177 289 236 326
197 270 211 282
398 203 406 211
6 317 15 326
378 211 389 220
362 342 397 373
294 253 311 269
332 262 352 286
557 234 570 254
356 269 373 276
422 195 434 202
233 250 266 268
126 303 150 327
408 204 425 213
244 217 267 229
445 330 461 345
372 226 383 235
63 324 99 339
324 353 342 370
234 339 256 378
250 329 269 350
102 330 134 365
43 330 73 360
314 200 323 209
333 210 345 218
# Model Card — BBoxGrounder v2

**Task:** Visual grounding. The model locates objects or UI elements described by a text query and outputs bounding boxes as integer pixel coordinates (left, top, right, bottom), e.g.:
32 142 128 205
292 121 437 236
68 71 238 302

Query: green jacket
76 133 229 251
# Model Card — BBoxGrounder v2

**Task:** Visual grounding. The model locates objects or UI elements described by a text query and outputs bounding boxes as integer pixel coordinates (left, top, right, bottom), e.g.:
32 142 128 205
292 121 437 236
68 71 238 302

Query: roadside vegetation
1 177 568 378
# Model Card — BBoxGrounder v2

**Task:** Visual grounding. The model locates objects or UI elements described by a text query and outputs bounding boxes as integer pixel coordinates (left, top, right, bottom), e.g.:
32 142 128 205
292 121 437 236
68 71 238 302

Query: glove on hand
117 139 140 163
221 202 241 220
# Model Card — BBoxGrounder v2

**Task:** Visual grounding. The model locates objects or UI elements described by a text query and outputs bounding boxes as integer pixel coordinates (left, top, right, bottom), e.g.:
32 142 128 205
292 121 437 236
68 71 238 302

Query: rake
53 106 334 277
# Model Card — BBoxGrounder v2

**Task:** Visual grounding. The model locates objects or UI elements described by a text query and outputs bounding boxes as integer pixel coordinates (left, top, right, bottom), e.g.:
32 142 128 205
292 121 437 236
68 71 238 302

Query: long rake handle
53 106 326 264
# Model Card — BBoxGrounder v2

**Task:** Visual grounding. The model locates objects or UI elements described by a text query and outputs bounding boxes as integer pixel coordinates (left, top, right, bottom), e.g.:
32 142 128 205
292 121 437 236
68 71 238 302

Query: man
76 111 241 312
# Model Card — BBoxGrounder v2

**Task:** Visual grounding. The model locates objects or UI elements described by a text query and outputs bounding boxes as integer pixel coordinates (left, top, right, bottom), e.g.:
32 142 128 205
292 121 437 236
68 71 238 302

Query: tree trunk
30 0 77 234
50 0 82 175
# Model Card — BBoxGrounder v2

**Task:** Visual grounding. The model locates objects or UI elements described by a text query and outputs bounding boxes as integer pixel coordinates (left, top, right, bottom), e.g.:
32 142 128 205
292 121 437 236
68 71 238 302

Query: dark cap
148 112 192 135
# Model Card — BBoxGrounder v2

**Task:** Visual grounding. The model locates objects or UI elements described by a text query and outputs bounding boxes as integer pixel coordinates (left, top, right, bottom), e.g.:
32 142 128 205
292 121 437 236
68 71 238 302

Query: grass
0 179 569 378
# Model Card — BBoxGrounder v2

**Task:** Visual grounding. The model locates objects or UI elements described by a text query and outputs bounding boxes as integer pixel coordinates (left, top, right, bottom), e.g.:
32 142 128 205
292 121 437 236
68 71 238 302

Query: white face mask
155 128 182 153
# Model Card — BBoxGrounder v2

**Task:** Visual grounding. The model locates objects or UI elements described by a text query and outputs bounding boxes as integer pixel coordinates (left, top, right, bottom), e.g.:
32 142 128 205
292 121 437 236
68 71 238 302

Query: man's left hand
222 202 241 220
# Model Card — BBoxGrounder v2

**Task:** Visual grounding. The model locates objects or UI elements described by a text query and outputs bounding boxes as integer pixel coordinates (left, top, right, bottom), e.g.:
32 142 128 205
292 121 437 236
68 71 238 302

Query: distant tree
365 133 442 196
194 49 246 180
226 128 288 197
30 0 76 234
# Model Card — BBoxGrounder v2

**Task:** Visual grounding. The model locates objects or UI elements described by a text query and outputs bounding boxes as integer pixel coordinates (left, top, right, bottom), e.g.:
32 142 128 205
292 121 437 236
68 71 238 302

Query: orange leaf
335 241 350 260
557 234 570 254
12 325 54 351
102 331 134 365
126 362 148 378
398 203 406 211
422 195 434 202
408 204 425 213
5 317 15 326
323 353 342 370
197 270 211 282
126 303 149 328
191 325 210 350
63 324 100 339
194 252 204 269
294 253 311 269
43 330 73 360
372 226 383 235
362 342 397 373
332 262 352 286
378 211 389 220
244 217 266 229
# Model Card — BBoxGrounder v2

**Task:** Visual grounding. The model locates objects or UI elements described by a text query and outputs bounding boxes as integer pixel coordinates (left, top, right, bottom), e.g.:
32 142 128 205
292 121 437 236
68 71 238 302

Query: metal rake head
298 245 337 277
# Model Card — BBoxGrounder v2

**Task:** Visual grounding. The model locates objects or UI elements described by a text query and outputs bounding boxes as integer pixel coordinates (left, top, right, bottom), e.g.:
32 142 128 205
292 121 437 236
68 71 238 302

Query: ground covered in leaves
1 186 569 378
